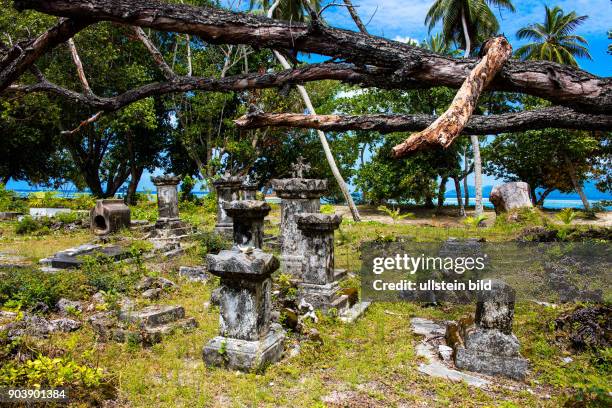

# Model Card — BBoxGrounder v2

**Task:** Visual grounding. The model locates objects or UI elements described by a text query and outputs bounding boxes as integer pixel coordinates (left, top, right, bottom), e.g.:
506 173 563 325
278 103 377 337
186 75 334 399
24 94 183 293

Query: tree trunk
535 187 554 208
126 166 143 205
266 2 360 221
437 176 448 209
472 135 483 216
463 148 469 208
563 154 590 210
453 176 465 216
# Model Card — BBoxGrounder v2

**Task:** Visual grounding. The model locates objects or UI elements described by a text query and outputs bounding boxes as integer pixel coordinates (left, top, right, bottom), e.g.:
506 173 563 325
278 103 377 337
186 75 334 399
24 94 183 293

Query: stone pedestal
223 200 270 248
213 175 243 236
295 213 348 314
241 182 259 200
447 280 528 380
271 178 327 277
203 249 285 372
90 199 131 236
151 175 181 223
489 182 533 215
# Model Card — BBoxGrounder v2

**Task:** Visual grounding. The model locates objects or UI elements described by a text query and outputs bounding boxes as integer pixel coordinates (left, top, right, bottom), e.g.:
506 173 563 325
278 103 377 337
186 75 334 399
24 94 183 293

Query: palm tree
249 0 321 22
425 0 515 217
515 6 592 66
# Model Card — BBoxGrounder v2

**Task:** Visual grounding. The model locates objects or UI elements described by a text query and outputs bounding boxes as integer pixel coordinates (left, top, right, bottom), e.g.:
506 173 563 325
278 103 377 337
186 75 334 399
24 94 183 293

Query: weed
556 208 577 225
377 205 415 223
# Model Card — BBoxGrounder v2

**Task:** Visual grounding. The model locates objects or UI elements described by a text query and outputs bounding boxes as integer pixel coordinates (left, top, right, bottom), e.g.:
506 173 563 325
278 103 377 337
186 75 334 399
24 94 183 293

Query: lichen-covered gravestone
271 157 327 277
489 182 533 214
223 200 270 249
151 175 181 224
212 174 243 236
203 249 285 371
148 175 195 249
295 213 349 314
446 280 529 380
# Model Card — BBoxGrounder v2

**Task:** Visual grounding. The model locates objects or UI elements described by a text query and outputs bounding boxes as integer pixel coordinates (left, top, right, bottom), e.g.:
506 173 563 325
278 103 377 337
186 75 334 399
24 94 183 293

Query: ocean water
11 189 610 210
443 198 609 210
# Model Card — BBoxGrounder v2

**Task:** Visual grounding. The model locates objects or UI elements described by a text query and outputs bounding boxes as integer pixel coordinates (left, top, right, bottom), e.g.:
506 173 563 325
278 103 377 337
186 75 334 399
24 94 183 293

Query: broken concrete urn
151 175 181 223
203 249 285 372
212 174 243 236
271 178 328 278
446 280 529 380
223 200 271 249
295 213 349 314
489 182 533 215
90 199 131 236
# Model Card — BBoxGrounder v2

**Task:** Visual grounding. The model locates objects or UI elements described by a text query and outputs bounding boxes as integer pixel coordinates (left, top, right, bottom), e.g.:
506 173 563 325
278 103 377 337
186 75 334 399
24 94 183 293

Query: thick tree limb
5 63 373 110
13 0 612 113
392 37 512 157
0 18 90 92
234 106 612 134
343 0 368 34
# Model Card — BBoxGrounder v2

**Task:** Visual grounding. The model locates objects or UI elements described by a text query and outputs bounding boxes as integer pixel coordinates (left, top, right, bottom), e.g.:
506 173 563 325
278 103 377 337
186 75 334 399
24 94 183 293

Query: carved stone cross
291 156 311 178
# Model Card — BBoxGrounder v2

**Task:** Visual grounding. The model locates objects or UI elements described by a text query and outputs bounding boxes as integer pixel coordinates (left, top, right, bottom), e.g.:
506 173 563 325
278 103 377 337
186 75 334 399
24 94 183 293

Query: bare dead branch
60 110 104 135
130 26 177 80
392 37 512 157
67 38 93 95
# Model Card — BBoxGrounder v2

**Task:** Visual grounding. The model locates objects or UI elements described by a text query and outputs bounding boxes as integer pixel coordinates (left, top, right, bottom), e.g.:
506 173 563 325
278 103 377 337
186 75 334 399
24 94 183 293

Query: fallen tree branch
0 18 90 92
12 0 612 112
392 36 513 157
234 106 612 134
5 63 375 110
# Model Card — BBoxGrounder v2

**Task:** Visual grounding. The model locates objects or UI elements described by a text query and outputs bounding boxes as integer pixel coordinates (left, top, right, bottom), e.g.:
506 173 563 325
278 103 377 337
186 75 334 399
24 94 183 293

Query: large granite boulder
489 182 533 215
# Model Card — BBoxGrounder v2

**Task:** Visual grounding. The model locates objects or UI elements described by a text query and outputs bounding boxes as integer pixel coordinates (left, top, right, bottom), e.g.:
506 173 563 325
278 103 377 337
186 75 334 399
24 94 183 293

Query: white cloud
392 36 419 45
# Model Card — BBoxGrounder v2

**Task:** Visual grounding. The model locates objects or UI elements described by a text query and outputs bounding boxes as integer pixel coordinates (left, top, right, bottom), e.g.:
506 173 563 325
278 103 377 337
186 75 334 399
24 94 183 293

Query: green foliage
196 231 231 256
556 208 577 225
0 268 89 308
462 214 487 228
425 0 516 54
80 255 143 294
483 127 607 206
0 184 27 213
377 205 415 223
14 216 45 235
320 204 335 214
180 175 197 202
26 192 95 210
515 6 592 66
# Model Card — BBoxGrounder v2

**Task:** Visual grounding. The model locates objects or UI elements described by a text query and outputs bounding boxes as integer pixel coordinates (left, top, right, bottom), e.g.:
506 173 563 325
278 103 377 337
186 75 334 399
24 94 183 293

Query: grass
1 202 610 407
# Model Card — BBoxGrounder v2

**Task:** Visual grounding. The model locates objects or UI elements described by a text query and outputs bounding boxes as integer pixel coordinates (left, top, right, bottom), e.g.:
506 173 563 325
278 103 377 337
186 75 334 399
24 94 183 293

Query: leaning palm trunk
266 1 361 221
461 8 484 217
563 154 590 210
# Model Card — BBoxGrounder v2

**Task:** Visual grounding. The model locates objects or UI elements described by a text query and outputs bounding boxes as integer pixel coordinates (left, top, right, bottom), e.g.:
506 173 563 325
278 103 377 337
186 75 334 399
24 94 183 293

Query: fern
556 208 577 225
377 205 415 223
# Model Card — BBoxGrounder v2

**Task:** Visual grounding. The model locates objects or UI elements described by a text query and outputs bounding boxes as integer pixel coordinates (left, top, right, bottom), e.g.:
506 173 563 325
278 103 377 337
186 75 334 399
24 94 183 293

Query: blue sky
7 0 612 196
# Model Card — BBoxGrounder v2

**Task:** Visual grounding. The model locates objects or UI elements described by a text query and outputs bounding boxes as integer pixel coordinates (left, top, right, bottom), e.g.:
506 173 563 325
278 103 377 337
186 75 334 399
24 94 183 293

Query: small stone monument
271 157 327 277
446 280 528 380
295 213 349 314
489 182 533 214
213 173 243 236
151 175 181 225
203 249 285 371
90 199 131 236
148 175 194 249
241 180 259 200
223 200 271 249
